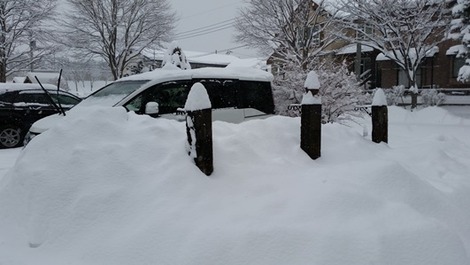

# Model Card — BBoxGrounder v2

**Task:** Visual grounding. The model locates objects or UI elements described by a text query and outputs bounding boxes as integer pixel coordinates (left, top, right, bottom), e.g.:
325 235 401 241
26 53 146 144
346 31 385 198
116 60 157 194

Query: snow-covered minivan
25 67 275 144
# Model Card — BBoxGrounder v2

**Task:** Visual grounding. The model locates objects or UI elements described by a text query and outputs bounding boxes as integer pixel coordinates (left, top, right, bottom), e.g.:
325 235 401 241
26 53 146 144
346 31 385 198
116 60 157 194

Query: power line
175 23 235 40
175 19 235 38
185 45 250 58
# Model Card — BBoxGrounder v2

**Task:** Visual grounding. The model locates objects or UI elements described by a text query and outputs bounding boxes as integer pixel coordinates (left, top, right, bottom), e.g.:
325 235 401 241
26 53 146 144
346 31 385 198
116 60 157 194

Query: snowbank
0 106 469 265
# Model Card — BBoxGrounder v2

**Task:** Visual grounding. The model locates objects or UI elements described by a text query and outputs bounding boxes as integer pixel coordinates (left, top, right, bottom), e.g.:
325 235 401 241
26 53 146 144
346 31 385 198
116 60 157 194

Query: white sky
170 0 260 58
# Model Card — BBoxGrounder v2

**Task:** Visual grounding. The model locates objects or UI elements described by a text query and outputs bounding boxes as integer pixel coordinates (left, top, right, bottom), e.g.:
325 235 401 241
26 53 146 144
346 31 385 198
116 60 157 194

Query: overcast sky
57 0 260 59
170 0 260 58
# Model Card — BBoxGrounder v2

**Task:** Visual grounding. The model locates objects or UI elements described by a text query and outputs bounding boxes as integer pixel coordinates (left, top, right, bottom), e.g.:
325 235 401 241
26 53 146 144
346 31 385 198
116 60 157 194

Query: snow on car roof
119 67 274 83
0 83 58 93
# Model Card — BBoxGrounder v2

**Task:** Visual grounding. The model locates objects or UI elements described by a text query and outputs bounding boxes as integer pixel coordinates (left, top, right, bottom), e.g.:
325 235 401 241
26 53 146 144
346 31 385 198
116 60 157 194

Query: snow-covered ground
0 106 470 265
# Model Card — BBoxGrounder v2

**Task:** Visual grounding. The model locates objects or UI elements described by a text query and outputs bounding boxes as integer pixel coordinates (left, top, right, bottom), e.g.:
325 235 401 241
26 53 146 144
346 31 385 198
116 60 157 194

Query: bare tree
62 0 176 80
337 0 449 109
0 0 57 82
235 0 339 70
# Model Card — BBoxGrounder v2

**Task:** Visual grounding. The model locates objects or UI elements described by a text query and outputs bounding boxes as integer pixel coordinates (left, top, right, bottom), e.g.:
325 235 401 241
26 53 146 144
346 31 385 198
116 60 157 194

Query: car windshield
78 80 149 107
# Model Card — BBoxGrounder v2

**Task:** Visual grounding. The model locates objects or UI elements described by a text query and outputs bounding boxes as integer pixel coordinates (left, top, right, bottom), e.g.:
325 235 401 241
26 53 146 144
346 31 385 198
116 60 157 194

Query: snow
304 70 321 90
121 67 273 83
1 106 470 264
376 46 439 61
184 82 212 111
372 88 387 106
301 91 321 105
141 48 257 67
162 42 192 70
446 44 466 56
458 64 470 82
336 43 374 55
0 83 57 93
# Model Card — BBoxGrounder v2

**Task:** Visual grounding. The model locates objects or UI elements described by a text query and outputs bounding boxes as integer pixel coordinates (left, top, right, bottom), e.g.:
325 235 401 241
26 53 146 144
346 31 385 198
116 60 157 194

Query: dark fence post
300 91 321 159
185 83 213 176
371 88 388 144
301 71 322 160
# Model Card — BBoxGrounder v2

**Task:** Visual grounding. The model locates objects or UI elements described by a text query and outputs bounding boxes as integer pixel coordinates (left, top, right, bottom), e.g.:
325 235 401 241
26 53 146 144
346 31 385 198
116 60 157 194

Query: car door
13 90 60 127
124 80 192 121
194 79 246 123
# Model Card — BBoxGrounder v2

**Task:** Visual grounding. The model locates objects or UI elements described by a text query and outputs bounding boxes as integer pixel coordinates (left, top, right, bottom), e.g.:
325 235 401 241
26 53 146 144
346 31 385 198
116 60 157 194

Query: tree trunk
0 60 6 83
411 93 418 109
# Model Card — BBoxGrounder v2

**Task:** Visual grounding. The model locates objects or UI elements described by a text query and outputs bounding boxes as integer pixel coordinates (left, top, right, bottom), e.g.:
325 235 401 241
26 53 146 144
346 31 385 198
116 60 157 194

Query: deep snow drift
0 106 469 265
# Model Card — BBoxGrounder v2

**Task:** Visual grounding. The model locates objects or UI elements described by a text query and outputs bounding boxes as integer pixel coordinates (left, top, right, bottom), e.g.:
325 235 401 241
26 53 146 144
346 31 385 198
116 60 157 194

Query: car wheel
0 125 23 148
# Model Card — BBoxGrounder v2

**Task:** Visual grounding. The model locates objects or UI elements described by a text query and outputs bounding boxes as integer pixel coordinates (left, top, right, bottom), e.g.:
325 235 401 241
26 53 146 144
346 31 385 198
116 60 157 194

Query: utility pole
29 32 36 72
355 42 361 78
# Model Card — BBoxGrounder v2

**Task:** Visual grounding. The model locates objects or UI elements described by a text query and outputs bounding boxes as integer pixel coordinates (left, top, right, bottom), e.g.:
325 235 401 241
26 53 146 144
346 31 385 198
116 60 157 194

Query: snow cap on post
304 70 321 90
301 91 321 105
185 82 212 111
372 88 387 106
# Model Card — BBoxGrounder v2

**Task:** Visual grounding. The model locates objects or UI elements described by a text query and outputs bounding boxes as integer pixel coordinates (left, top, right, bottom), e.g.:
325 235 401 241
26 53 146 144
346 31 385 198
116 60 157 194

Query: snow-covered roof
0 83 59 93
446 44 466 56
0 83 57 94
141 48 247 66
26 72 62 83
336 44 374 55
12 76 26 83
226 58 268 69
376 46 439 61
120 67 273 83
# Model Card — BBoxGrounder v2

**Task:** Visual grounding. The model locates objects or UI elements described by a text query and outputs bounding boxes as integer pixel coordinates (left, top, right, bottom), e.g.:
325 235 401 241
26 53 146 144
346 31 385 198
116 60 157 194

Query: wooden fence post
185 83 213 176
371 88 388 144
301 71 322 160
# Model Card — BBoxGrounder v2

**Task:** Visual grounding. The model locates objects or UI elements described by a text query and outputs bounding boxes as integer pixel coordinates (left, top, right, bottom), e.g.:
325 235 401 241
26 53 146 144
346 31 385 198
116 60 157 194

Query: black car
0 83 81 148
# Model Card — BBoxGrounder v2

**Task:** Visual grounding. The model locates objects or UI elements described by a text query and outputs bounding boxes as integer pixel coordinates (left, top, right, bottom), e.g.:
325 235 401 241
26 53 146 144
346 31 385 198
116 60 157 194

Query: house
376 39 468 90
268 0 468 91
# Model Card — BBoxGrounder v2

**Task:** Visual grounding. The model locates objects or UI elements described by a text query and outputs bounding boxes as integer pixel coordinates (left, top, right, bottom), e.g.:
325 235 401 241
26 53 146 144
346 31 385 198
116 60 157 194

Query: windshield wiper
35 75 66 116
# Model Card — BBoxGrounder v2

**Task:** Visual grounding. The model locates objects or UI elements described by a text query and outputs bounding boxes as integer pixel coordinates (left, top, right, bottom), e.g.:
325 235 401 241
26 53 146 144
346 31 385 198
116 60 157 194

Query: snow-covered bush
385 85 405 106
161 42 191 70
273 60 368 123
421 89 446 106
450 0 470 82
123 59 151 76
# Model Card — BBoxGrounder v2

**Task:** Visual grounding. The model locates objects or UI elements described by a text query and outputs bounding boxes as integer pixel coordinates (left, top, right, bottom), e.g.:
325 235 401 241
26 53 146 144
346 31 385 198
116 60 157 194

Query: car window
237 81 275 114
15 92 51 105
196 79 237 109
125 81 191 114
80 80 149 107
50 94 81 106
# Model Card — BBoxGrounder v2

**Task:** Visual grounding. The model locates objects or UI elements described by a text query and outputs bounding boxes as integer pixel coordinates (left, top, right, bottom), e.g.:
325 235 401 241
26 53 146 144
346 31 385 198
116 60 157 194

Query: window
90 80 149 98
356 24 372 40
125 81 191 115
453 56 465 78
195 79 237 109
360 58 372 77
50 94 81 106
237 81 275 114
16 92 51 105
296 25 321 47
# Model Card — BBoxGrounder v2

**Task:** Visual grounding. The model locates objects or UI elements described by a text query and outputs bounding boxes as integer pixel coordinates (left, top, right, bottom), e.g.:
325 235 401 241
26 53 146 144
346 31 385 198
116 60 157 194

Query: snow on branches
162 42 191 70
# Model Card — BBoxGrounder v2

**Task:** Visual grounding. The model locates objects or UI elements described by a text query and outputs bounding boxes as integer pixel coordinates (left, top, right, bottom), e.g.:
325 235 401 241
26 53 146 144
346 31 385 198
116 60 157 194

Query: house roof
376 46 439 61
26 72 62 84
12 76 26 83
336 44 374 55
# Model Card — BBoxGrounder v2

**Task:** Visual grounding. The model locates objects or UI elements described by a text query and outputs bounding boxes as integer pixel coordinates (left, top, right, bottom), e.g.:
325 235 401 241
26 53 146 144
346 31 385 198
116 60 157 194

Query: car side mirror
145 102 159 115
